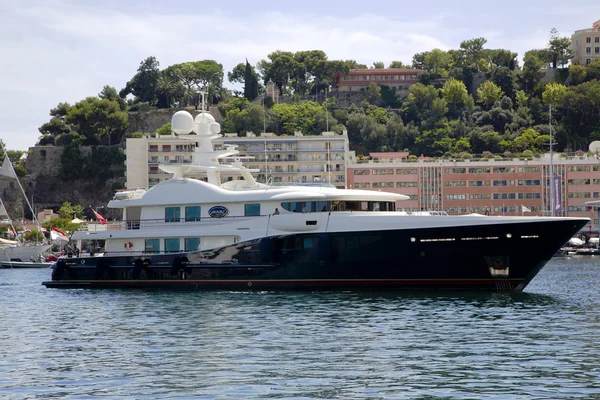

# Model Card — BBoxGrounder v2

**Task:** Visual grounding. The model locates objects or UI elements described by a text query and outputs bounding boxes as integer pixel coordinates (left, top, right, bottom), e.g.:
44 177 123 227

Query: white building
125 131 349 190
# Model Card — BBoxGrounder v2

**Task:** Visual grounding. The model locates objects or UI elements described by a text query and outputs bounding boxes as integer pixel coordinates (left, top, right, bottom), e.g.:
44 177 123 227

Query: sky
1 0 599 151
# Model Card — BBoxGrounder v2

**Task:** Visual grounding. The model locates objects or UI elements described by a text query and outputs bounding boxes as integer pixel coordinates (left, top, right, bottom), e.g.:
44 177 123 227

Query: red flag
51 226 69 240
8 226 16 237
92 208 107 224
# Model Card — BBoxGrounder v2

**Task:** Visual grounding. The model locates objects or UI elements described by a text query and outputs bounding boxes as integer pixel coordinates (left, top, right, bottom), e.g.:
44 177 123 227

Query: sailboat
0 153 51 263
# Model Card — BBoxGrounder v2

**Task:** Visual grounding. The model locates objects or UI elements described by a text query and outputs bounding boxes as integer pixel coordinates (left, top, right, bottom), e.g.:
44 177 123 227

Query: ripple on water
0 258 600 399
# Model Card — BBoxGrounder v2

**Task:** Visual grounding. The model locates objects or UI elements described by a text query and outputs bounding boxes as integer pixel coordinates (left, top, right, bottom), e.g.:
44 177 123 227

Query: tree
164 60 224 106
490 66 516 100
424 49 452 75
441 78 469 106
477 81 505 109
99 85 127 110
547 28 573 68
58 202 84 219
569 64 587 85
228 63 246 84
66 97 129 145
460 37 488 69
389 61 407 68
521 50 545 92
542 82 567 108
365 83 381 104
243 59 259 100
515 90 529 108
119 56 160 104
373 61 385 69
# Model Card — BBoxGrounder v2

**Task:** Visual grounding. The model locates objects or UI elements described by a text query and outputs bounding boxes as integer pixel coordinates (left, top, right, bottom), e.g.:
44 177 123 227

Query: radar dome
589 140 600 153
210 122 221 134
171 111 194 135
194 113 216 124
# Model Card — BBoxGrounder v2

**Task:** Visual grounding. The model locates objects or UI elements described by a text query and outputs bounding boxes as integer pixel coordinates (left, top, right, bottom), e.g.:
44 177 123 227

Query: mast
0 142 43 233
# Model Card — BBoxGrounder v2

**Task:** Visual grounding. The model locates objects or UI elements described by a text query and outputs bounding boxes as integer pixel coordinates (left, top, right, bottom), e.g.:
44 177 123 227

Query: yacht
43 107 589 291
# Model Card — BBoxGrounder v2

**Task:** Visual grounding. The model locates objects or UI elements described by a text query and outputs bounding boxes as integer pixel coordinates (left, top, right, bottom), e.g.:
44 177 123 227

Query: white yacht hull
0 244 52 262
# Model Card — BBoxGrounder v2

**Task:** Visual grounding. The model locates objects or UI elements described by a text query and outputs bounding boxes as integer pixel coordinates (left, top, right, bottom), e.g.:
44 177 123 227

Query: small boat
0 238 52 263
0 260 52 268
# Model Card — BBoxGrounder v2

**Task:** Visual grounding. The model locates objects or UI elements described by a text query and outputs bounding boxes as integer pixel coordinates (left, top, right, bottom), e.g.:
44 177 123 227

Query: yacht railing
80 216 267 232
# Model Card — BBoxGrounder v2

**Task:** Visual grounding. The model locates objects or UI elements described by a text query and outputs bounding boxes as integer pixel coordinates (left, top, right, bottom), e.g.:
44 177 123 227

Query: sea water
1 257 599 399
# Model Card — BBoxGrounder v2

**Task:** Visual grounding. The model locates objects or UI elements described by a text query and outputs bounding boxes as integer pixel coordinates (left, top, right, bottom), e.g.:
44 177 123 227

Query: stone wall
126 106 223 135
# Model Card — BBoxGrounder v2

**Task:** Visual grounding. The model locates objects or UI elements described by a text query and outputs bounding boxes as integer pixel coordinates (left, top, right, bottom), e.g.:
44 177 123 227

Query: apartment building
347 154 600 232
125 131 349 190
571 19 600 65
334 68 421 92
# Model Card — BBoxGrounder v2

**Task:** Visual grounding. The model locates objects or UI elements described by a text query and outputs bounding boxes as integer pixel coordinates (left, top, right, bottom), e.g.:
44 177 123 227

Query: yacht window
164 238 180 253
145 239 160 254
185 206 201 221
244 204 261 216
185 238 201 251
165 207 180 222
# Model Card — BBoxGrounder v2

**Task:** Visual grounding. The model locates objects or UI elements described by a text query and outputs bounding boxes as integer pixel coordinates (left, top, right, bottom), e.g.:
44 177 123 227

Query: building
571 19 600 65
334 68 421 92
347 154 600 232
125 131 349 190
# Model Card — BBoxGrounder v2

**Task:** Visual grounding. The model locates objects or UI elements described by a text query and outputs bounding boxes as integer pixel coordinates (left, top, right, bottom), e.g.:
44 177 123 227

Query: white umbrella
71 218 85 224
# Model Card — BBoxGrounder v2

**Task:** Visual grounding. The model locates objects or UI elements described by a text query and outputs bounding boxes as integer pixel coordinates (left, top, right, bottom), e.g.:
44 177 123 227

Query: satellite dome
194 112 216 124
171 111 194 135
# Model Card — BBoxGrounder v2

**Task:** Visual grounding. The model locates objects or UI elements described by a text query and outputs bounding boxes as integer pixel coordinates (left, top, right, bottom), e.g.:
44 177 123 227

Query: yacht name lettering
208 206 228 218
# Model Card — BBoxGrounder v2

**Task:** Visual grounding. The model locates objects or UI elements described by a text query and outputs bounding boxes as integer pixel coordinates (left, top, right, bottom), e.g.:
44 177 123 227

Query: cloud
4 0 594 150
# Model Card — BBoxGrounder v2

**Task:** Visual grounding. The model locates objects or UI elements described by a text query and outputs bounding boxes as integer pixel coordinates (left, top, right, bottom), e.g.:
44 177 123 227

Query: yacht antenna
549 103 555 217
327 140 331 186
325 87 329 132
263 94 268 185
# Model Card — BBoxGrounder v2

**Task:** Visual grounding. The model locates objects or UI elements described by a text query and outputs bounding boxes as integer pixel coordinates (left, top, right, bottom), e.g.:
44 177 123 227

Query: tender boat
42 107 589 291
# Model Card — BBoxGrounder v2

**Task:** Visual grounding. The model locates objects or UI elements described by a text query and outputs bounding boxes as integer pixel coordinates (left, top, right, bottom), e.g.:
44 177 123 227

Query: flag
0 157 17 178
92 208 107 224
8 226 16 237
522 205 531 213
50 226 69 242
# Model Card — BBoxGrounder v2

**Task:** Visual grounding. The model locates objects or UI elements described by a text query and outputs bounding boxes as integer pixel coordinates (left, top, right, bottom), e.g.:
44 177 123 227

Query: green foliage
119 56 160 105
131 131 144 138
243 60 259 100
42 218 80 235
547 28 573 68
365 83 382 104
24 229 44 243
388 61 407 68
569 64 587 85
542 82 567 106
58 202 84 219
372 61 385 69
60 144 125 183
441 78 468 106
477 81 504 109
66 97 129 145
156 122 172 135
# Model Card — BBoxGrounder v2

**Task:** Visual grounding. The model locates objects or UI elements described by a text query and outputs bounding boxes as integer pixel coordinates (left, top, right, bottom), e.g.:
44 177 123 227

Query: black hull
43 219 587 291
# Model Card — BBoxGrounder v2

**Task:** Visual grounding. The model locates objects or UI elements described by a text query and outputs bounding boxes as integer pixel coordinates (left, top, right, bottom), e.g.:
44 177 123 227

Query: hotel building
348 154 600 232
571 19 600 65
334 68 421 92
125 131 349 190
